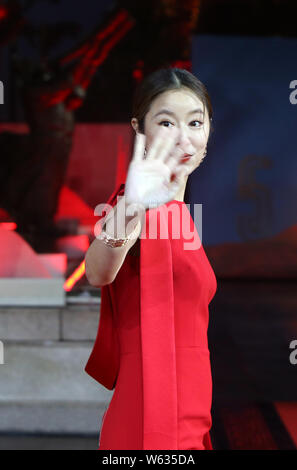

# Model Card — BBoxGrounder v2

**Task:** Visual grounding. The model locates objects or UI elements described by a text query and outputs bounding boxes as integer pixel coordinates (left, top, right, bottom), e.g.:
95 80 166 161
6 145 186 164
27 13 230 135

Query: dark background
1 0 297 123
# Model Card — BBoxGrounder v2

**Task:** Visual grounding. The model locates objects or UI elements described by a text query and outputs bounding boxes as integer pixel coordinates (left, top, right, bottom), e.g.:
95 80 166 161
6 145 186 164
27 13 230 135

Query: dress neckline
169 199 184 204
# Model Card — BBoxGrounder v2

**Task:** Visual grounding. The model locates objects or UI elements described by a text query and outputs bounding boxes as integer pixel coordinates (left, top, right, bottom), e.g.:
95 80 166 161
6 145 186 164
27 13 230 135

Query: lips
180 153 193 161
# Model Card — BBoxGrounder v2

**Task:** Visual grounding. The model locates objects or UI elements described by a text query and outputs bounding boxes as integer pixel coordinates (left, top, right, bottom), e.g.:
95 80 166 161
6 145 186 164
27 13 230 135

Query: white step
0 342 113 433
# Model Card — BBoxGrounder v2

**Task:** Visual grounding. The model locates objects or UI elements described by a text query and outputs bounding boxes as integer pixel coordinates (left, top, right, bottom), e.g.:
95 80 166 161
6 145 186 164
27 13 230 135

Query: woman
84 68 217 450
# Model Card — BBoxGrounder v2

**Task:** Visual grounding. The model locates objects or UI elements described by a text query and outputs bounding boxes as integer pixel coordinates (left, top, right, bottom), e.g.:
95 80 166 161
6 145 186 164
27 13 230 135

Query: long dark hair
131 67 213 136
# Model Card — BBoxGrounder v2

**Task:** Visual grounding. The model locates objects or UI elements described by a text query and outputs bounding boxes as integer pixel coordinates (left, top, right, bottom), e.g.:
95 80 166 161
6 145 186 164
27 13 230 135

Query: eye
190 120 203 128
159 120 173 127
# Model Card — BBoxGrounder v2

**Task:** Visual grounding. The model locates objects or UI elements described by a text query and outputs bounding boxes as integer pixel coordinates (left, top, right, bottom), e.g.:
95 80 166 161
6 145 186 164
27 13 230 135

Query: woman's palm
124 129 189 209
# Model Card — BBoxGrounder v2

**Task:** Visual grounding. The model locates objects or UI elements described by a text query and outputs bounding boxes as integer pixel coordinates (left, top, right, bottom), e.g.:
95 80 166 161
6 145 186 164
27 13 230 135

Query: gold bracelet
98 221 141 248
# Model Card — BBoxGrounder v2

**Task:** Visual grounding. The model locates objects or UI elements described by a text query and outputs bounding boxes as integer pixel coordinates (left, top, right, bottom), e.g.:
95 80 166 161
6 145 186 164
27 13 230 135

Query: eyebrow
153 108 204 118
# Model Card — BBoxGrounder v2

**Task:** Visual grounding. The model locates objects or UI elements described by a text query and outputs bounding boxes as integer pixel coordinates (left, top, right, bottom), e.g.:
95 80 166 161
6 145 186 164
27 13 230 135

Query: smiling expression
140 87 210 174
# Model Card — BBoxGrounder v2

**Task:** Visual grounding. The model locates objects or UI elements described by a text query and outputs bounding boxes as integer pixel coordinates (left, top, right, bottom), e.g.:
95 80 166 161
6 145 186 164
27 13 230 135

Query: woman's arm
85 196 142 287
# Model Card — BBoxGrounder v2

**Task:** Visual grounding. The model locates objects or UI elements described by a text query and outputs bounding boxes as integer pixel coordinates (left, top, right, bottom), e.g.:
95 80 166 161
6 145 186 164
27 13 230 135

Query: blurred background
0 0 296 450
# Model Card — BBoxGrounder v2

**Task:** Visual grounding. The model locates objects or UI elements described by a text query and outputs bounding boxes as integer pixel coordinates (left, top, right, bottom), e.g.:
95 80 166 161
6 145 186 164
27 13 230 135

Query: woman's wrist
99 196 143 248
98 219 141 248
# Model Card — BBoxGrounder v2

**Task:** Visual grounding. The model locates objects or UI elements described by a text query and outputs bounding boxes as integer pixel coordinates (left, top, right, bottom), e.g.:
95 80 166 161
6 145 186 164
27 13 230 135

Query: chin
189 161 200 173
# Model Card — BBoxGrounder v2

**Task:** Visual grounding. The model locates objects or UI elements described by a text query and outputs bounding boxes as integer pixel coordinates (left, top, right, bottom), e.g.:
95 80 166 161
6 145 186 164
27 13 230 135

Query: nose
175 128 193 152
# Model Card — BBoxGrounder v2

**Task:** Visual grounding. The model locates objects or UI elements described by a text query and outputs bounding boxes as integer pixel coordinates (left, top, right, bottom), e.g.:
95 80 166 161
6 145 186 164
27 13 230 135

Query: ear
131 117 139 134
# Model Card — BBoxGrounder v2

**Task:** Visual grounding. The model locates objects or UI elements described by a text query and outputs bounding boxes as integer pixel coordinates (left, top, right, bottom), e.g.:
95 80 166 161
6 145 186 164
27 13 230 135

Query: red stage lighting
0 6 8 21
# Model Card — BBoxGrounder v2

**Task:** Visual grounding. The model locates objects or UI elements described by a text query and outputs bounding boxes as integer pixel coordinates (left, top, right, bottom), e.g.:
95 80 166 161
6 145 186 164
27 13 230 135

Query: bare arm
85 125 190 287
85 196 143 287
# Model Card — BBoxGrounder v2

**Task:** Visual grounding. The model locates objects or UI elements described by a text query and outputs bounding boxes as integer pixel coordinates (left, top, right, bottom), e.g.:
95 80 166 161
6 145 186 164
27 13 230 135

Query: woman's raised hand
124 127 190 210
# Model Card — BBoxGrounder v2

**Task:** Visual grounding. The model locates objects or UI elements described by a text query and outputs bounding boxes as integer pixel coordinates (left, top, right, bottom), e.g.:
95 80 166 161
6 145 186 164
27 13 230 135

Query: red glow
132 69 143 81
72 16 134 91
60 9 130 66
63 259 86 292
0 6 8 21
115 134 129 187
39 9 134 110
170 60 192 72
0 222 17 231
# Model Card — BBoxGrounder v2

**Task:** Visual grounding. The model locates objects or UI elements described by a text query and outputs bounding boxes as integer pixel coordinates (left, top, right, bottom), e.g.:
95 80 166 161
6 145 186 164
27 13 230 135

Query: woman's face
134 88 210 175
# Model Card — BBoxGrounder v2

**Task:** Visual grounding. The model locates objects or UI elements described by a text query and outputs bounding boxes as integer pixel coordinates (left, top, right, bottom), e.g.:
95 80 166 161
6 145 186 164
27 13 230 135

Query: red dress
84 182 217 450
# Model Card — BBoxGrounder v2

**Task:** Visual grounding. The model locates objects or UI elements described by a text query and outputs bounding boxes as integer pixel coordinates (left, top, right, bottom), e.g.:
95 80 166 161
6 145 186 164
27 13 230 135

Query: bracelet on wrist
98 220 141 248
